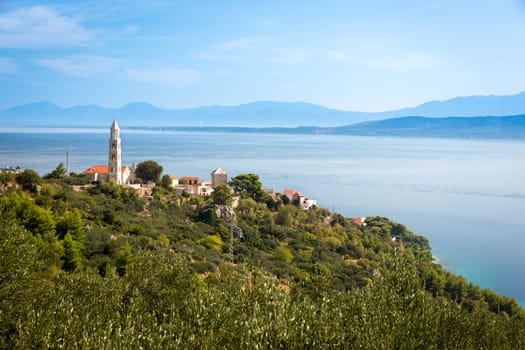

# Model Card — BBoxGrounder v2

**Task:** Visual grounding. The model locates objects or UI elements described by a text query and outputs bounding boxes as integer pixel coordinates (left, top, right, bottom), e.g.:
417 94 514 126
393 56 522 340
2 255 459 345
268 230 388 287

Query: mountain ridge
1 91 525 127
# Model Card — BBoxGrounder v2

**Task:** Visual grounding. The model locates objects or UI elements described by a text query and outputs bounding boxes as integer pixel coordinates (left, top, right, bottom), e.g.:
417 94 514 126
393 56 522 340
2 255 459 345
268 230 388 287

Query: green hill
1 169 524 348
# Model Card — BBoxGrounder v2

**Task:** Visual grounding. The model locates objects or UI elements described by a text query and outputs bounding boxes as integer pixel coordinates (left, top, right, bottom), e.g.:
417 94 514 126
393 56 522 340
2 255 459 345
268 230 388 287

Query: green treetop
135 160 163 183
211 183 233 205
44 162 67 180
229 174 266 202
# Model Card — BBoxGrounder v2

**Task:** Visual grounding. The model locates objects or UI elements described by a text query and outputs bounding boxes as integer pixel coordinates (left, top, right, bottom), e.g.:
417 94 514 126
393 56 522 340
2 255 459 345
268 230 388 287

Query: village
0 120 369 222
75 121 321 210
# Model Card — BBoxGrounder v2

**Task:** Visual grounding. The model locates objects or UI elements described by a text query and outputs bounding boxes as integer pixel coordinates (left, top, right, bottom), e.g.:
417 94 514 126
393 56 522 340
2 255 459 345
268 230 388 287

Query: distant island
128 114 525 140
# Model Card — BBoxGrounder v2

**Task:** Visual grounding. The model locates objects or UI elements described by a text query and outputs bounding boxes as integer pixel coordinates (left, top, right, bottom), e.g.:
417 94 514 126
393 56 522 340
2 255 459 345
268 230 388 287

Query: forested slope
1 169 524 348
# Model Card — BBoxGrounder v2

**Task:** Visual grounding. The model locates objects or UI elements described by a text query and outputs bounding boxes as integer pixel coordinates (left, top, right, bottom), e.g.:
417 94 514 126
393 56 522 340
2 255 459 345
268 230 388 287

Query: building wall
122 167 131 184
211 173 227 188
108 121 122 184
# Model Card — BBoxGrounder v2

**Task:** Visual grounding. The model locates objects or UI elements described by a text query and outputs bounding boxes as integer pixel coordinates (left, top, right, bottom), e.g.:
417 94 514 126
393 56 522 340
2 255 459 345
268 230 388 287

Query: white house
169 176 179 187
301 198 318 210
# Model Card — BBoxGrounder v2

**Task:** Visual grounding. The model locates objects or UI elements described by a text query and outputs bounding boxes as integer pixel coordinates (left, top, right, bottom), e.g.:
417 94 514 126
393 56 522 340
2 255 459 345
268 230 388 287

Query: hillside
1 91 525 127
1 169 524 348
129 114 525 140
372 91 525 119
328 115 525 139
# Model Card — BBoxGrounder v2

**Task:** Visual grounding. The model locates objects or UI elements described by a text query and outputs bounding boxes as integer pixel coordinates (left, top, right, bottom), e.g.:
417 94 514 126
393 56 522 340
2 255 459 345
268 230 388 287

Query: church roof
82 165 128 175
211 167 227 175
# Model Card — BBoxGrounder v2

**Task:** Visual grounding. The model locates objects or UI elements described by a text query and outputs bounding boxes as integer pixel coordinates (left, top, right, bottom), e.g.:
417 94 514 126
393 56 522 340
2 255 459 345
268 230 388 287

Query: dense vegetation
1 168 524 348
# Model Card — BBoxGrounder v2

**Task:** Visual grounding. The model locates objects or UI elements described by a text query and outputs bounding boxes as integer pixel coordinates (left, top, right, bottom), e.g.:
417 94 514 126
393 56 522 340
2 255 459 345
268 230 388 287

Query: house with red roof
282 189 297 201
282 189 317 210
179 176 200 185
174 176 214 196
82 165 131 184
352 217 367 226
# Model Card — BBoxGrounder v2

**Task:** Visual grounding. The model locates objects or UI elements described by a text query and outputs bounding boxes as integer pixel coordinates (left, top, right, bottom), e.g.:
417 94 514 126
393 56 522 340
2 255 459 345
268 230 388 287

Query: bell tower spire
108 120 122 184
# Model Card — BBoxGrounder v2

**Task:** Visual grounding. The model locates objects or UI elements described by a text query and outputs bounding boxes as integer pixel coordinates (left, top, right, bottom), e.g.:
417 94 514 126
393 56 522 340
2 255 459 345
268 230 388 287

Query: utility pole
66 150 70 174
228 220 243 263
230 222 234 263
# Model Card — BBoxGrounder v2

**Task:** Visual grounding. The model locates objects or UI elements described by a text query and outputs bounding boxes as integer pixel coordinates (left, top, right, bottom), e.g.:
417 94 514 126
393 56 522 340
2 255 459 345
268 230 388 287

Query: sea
1 127 524 305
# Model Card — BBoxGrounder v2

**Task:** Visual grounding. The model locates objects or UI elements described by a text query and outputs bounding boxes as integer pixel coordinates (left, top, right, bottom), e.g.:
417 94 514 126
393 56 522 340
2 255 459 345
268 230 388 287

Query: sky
1 0 525 112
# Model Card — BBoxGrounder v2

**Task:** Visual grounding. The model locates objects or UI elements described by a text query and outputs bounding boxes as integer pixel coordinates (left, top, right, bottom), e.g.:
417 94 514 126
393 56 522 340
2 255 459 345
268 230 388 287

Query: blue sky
1 0 525 111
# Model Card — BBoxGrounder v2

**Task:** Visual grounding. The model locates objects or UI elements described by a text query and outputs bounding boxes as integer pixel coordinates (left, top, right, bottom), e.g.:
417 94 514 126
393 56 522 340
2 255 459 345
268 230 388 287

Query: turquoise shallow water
1 128 524 305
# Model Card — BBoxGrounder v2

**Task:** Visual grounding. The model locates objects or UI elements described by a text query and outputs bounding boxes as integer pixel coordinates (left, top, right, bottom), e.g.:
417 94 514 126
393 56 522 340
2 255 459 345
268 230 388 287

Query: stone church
82 120 132 184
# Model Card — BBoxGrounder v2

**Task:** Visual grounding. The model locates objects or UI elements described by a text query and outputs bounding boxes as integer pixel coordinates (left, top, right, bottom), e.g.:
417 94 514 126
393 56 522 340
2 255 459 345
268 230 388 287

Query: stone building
108 120 123 184
211 168 228 188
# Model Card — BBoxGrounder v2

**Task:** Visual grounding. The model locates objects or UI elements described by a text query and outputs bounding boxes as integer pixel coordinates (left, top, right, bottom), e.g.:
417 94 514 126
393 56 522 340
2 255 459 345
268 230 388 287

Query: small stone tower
108 120 122 184
211 167 228 188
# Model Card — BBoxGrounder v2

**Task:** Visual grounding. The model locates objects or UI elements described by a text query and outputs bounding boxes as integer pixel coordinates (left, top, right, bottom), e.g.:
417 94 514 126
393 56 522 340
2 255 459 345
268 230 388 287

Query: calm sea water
1 128 524 305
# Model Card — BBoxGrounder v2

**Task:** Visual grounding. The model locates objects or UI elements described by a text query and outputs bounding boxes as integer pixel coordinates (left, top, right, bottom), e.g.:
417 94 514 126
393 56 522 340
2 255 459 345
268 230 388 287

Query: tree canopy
15 169 41 192
211 183 232 205
1 168 524 348
161 174 173 189
44 162 67 180
135 160 163 183
229 173 266 201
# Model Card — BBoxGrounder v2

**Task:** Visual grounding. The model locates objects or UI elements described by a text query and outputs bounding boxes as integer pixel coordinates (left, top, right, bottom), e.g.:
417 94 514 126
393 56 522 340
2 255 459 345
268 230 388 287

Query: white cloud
197 52 243 62
365 53 443 71
262 48 310 64
35 55 118 77
0 57 16 73
0 6 92 48
199 37 262 61
124 67 201 87
325 48 443 71
323 50 353 62
322 42 385 63
201 37 310 64
216 37 262 51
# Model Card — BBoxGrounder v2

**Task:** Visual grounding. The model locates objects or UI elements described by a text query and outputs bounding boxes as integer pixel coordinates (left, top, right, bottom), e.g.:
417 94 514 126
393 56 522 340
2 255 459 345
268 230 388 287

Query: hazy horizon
1 90 525 114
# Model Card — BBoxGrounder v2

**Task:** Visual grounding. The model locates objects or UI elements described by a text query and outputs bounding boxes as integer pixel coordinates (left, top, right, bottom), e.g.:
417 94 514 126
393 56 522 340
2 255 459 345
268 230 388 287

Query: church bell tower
108 120 122 184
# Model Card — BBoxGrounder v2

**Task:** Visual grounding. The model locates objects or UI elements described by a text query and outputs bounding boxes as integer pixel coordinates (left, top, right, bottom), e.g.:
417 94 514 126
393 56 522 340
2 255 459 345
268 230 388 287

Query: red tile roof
352 217 366 226
82 165 128 175
283 189 303 197
180 176 200 181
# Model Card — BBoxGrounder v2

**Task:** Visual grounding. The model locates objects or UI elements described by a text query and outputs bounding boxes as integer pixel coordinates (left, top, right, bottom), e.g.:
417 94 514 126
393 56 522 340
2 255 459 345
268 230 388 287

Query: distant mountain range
1 91 525 128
